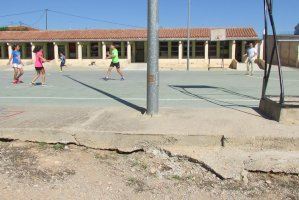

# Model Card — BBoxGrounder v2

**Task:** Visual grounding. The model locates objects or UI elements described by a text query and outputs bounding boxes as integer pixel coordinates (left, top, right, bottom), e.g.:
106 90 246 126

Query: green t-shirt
111 49 119 63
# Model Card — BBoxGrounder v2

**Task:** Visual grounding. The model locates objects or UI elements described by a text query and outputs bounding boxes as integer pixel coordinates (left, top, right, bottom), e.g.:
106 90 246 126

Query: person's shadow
64 75 146 114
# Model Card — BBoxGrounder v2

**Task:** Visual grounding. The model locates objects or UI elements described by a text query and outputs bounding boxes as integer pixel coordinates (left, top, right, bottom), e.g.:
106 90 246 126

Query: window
159 42 168 58
171 42 179 58
183 41 192 58
208 41 217 58
195 41 205 58
220 41 229 58
90 42 99 57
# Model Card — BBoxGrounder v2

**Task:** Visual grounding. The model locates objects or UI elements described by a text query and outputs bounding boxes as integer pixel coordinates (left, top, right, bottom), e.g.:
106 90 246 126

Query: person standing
31 46 49 86
59 52 66 72
104 44 125 81
244 43 257 76
7 44 24 84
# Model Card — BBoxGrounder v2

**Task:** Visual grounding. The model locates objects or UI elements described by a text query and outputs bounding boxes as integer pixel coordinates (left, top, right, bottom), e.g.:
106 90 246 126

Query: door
135 42 145 63
47 43 54 60
235 41 242 62
69 43 77 59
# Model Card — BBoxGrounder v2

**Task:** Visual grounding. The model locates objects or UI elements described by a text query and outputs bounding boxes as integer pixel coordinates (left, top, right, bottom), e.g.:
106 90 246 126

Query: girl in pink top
31 46 49 86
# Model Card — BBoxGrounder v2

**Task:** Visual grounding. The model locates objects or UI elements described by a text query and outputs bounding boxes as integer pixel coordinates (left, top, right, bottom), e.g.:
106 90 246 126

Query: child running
104 44 125 81
31 46 49 86
59 52 66 72
7 44 24 84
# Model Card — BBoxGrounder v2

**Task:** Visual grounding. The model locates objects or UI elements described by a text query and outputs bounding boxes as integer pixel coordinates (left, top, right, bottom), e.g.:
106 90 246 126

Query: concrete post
102 42 106 59
7 43 12 57
87 43 91 58
53 42 59 63
216 41 221 58
259 40 264 60
179 41 183 62
77 42 83 61
204 41 209 61
241 41 246 62
192 41 196 58
127 41 131 63
231 40 236 59
31 43 35 61
168 41 172 58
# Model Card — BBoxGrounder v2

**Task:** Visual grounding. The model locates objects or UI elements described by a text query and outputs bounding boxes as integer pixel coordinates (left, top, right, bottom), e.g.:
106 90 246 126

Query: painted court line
0 96 260 102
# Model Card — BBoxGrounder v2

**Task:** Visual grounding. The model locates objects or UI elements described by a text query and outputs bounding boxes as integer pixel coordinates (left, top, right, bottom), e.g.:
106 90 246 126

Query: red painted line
0 111 24 119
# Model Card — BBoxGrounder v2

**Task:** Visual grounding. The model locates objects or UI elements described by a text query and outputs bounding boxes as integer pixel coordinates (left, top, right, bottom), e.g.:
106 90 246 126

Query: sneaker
12 79 18 84
121 77 125 81
104 77 109 81
18 80 24 84
30 82 36 86
41 83 47 87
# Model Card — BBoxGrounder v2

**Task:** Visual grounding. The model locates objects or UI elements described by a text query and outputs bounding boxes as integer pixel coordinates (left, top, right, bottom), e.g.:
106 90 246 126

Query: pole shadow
169 85 262 117
64 75 146 114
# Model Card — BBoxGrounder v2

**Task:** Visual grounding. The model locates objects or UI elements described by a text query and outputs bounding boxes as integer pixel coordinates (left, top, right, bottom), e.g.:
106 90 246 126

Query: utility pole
187 0 191 71
45 9 48 30
147 0 159 115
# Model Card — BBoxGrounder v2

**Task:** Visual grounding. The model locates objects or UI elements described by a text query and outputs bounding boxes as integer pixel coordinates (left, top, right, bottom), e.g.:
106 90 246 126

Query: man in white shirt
245 43 257 76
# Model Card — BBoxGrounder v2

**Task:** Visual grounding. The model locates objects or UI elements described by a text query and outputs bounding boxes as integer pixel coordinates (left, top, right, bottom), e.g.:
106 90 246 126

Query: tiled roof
0 28 258 42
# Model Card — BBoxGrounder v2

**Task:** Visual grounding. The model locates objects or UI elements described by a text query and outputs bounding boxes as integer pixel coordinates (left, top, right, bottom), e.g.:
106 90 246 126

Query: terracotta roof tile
0 27 258 42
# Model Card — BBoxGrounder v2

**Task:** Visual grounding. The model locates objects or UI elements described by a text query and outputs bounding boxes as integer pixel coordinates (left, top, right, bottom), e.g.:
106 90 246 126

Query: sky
0 0 298 36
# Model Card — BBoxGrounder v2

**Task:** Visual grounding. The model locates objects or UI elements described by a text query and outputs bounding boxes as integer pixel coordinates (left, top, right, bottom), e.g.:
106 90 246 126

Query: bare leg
31 71 41 84
13 68 18 81
246 60 250 75
250 62 253 76
41 68 46 84
105 66 113 79
116 68 124 78
17 68 24 79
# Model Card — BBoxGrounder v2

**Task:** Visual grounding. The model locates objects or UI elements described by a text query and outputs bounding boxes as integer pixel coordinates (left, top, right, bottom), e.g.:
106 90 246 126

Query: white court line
0 96 259 102
251 76 299 82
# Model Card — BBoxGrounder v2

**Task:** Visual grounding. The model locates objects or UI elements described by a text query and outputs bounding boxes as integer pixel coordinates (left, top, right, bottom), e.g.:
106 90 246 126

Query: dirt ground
0 141 298 200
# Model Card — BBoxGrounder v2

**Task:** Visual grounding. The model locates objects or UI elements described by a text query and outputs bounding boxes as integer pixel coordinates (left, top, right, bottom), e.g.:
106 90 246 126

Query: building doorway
235 41 242 62
135 42 145 63
47 43 54 60
69 43 77 59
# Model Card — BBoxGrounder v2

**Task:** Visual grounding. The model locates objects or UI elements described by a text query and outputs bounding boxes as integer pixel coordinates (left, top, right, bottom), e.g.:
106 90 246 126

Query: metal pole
187 0 191 71
45 9 48 30
147 0 159 115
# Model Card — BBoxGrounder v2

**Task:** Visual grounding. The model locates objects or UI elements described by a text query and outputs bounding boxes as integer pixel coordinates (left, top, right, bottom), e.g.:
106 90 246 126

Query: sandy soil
0 141 298 200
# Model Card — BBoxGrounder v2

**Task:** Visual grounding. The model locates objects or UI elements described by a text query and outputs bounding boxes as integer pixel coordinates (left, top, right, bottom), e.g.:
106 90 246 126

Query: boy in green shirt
104 44 125 81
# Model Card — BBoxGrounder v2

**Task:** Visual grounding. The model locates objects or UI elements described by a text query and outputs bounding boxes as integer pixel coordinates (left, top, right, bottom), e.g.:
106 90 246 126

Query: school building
0 27 261 68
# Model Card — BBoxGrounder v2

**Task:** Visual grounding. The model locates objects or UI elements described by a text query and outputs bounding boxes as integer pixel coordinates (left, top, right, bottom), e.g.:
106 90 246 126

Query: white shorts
12 64 23 69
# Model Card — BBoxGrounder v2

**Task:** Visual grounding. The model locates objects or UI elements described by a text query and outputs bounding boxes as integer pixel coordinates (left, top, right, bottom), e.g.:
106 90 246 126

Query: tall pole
187 0 191 71
45 9 48 30
147 0 159 115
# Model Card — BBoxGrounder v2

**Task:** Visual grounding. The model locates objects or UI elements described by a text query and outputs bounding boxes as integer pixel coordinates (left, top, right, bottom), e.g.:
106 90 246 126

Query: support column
192 41 196 58
178 41 183 61
127 41 131 63
31 43 35 61
216 41 221 58
204 41 209 61
241 41 246 62
87 43 91 58
7 43 12 57
168 41 172 58
102 42 106 59
231 40 236 60
53 42 59 63
77 42 83 61
259 40 264 60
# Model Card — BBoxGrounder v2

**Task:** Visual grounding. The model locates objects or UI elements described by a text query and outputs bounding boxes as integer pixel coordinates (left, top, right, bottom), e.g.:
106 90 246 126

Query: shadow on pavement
64 75 146 114
169 85 262 117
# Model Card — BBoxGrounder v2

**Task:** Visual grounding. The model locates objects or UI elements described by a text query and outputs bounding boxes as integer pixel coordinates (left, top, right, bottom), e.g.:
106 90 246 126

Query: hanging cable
30 11 46 28
0 10 44 18
48 9 144 29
